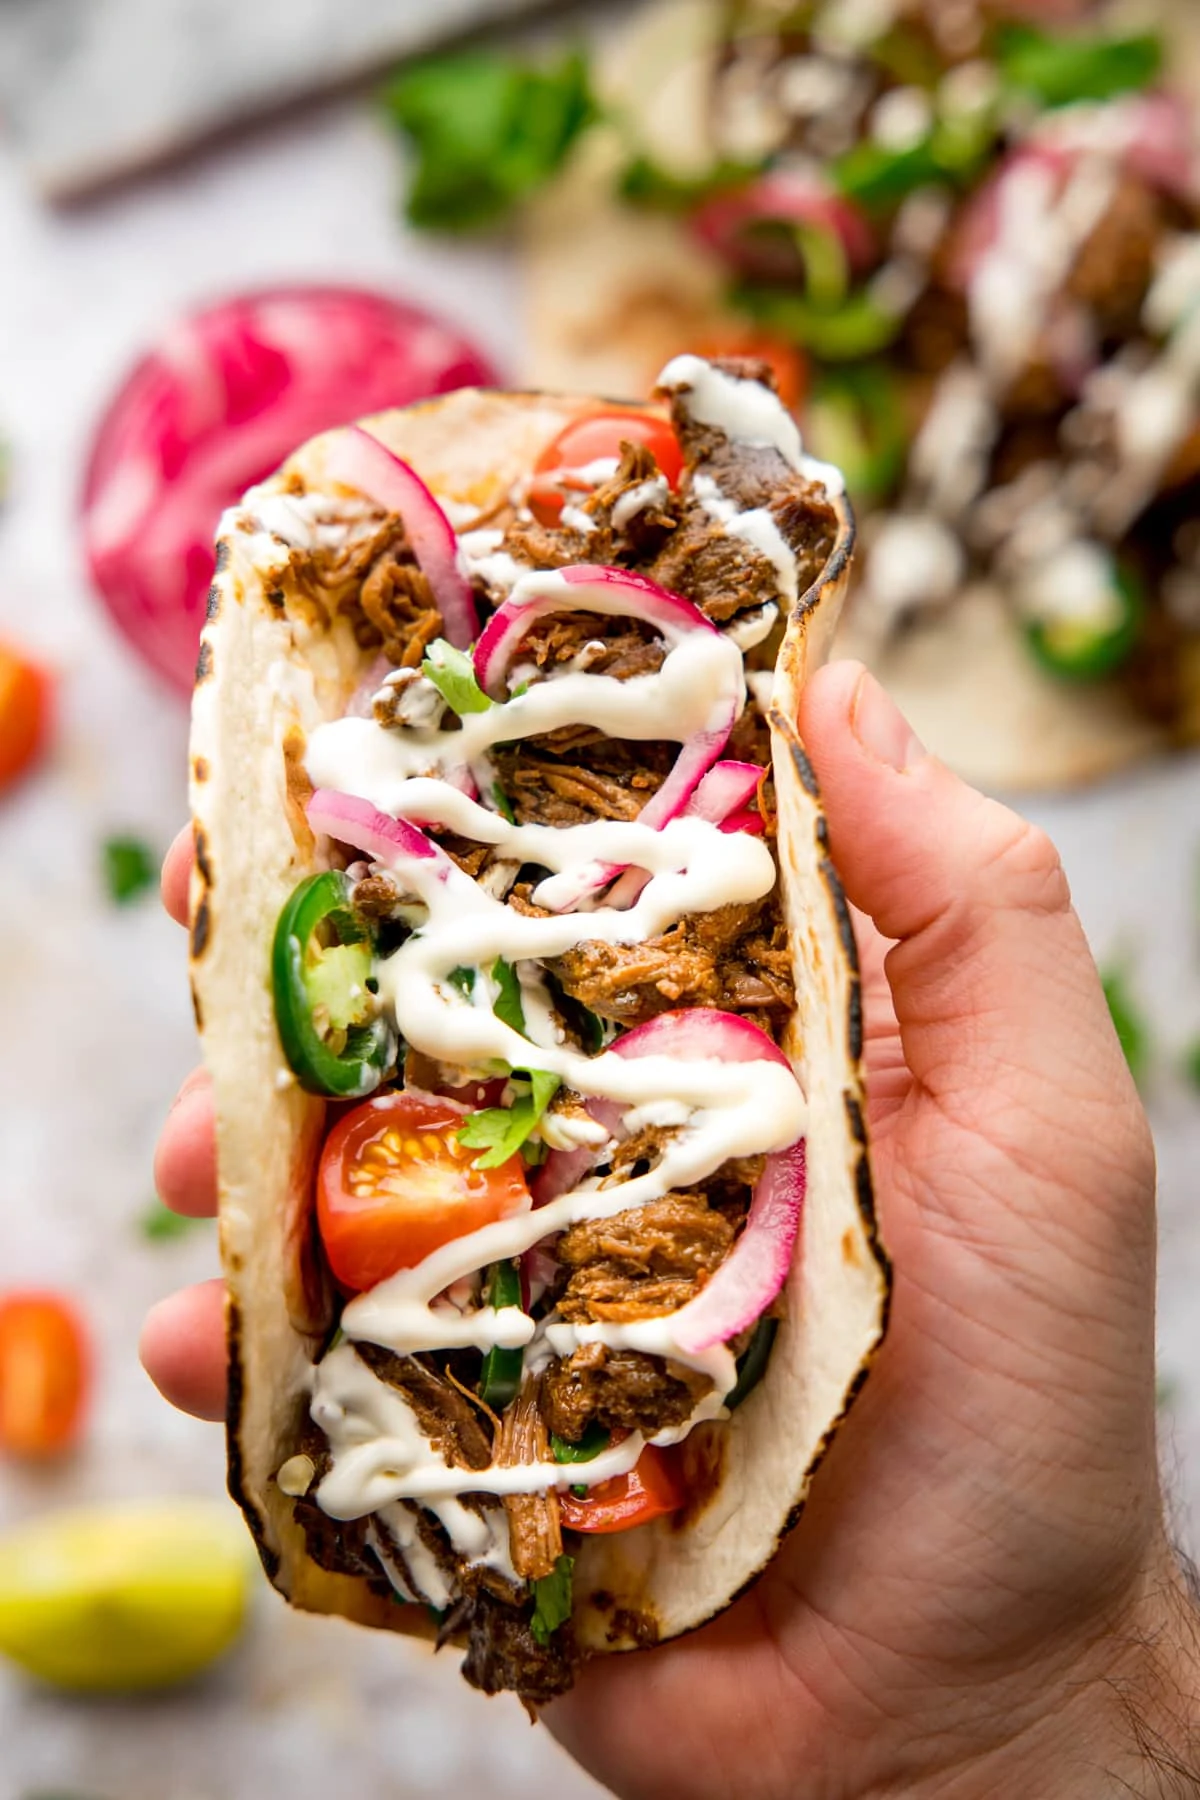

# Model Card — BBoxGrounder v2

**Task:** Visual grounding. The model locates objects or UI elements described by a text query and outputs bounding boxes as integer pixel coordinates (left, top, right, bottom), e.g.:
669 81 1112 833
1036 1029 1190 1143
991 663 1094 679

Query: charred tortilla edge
190 383 890 1666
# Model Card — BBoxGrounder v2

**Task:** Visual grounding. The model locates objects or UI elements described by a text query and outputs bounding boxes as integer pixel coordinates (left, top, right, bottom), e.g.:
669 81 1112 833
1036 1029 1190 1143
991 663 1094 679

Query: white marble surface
0 102 606 1800
0 74 1198 1800
0 0 555 199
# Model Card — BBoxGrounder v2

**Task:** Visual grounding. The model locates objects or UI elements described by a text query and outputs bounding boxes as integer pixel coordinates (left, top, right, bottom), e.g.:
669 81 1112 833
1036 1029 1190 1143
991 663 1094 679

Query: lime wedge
0 1499 252 1691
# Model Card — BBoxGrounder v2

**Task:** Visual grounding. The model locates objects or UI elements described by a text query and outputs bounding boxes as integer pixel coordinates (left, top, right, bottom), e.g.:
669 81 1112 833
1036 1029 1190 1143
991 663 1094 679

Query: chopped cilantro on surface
458 1069 561 1169
139 1198 208 1242
530 1554 575 1646
1184 1038 1200 1093
421 639 492 715
383 49 596 232
103 835 157 904
996 25 1162 109
1101 966 1149 1084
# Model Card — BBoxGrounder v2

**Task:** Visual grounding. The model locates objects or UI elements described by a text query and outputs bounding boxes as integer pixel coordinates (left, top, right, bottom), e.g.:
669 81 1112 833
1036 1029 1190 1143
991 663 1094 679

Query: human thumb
798 661 1140 1120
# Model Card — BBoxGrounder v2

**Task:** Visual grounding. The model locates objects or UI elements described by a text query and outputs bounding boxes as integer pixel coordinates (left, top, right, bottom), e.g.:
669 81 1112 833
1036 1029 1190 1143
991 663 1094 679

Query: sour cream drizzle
298 372 815 1558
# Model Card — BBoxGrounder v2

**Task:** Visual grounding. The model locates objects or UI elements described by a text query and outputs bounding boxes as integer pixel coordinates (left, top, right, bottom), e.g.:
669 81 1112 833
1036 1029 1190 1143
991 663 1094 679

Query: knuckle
986 809 1070 916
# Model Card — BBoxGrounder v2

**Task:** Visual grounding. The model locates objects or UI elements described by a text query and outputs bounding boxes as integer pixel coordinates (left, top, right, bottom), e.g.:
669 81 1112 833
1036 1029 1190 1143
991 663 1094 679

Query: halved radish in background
81 285 498 693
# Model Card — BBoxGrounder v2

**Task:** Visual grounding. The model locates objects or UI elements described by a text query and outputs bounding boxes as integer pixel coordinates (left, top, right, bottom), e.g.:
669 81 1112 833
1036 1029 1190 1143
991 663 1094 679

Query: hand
142 662 1199 1799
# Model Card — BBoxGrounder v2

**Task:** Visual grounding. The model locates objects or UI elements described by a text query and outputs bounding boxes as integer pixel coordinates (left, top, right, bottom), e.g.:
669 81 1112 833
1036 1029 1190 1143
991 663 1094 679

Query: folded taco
189 353 889 1705
525 0 1200 790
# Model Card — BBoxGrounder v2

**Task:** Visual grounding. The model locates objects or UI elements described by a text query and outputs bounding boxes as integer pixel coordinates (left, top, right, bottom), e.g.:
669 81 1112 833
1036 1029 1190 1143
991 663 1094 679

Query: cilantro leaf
492 782 517 825
458 1070 561 1169
382 49 597 233
530 1554 575 1646
997 26 1162 109
139 1198 209 1242
1101 965 1149 1084
103 835 157 905
618 154 764 212
421 639 492 715
490 958 526 1035
447 966 476 998
551 1421 610 1463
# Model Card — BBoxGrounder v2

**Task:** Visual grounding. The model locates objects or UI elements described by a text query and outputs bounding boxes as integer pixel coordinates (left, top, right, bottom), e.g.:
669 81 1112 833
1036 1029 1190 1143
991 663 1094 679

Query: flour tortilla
190 384 889 1661
523 0 1199 792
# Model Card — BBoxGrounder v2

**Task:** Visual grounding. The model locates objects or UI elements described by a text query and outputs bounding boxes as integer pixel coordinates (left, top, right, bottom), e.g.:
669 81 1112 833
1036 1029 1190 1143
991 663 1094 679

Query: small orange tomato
529 411 685 527
0 1293 91 1458
0 642 52 793
559 1445 687 1535
317 1091 531 1292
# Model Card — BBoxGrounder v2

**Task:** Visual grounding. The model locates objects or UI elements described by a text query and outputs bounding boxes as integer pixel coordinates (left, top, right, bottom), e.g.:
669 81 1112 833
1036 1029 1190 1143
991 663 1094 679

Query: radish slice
606 760 764 909
610 1010 805 1355
307 789 445 869
82 285 496 693
682 760 762 823
536 1009 805 1351
692 170 875 283
323 427 478 649
672 1140 805 1356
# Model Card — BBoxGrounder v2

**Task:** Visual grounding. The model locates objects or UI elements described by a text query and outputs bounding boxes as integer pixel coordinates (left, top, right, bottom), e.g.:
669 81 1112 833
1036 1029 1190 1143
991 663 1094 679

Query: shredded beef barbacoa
284 358 830 1704
555 1195 736 1324
462 1590 582 1706
543 1344 714 1445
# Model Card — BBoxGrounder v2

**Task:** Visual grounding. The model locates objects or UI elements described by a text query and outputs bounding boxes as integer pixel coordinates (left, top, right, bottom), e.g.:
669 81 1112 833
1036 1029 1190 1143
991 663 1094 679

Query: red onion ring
478 568 741 912
323 427 478 649
605 759 765 909
307 789 446 870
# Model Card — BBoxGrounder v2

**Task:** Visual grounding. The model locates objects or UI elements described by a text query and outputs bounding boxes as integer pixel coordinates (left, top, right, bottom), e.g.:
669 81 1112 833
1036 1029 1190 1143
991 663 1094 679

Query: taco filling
255 356 847 1703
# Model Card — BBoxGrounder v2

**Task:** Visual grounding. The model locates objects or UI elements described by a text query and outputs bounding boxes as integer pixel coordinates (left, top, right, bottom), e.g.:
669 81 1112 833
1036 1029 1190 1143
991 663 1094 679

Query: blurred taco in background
524 0 1200 789
190 355 888 1706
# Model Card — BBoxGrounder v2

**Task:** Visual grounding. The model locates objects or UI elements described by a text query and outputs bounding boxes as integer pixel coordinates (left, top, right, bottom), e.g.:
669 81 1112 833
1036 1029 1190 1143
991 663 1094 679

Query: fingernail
850 671 926 773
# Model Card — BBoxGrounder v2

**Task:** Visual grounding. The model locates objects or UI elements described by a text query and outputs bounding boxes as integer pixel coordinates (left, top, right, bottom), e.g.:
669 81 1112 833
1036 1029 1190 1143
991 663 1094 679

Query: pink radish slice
605 760 765 909
536 1009 805 1352
531 1098 624 1207
672 1138 806 1355
323 428 478 649
82 285 497 693
610 1010 805 1354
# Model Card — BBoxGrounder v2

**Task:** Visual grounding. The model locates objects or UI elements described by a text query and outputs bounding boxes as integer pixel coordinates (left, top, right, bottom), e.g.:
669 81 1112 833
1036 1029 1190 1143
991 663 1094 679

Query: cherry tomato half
559 1444 687 1535
688 332 809 414
0 643 52 794
317 1091 531 1292
0 1293 91 1458
530 410 684 527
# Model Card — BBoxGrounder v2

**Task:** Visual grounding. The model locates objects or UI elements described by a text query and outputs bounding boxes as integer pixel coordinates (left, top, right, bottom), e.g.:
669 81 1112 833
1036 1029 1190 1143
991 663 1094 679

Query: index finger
162 825 193 926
